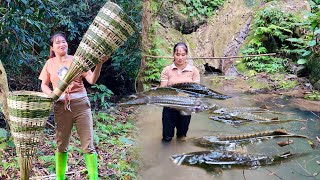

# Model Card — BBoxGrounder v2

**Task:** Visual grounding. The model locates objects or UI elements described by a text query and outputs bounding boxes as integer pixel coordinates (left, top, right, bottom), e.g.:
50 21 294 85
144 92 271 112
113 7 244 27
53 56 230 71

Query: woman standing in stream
160 42 200 142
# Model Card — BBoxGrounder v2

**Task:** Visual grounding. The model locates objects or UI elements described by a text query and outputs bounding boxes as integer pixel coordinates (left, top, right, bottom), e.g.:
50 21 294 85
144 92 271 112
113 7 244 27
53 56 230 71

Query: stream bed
136 75 320 180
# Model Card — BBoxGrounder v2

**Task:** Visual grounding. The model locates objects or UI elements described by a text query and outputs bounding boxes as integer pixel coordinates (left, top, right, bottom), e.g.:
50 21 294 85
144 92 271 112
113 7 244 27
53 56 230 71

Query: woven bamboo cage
7 91 53 180
51 1 137 100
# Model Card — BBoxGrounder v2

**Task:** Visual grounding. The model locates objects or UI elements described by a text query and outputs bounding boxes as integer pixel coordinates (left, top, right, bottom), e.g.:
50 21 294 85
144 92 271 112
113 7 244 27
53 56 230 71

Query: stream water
136 75 320 180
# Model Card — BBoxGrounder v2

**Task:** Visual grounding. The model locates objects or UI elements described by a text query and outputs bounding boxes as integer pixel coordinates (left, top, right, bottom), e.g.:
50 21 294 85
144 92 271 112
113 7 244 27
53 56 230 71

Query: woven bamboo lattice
7 91 53 180
51 1 137 100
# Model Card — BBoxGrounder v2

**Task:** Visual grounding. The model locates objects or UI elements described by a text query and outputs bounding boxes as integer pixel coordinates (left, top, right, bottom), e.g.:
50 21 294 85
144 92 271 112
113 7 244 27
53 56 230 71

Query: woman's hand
86 55 110 84
97 55 110 66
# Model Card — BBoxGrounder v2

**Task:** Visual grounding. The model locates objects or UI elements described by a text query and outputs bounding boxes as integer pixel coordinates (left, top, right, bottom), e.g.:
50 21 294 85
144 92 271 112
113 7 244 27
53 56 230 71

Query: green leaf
311 21 318 29
0 142 6 151
286 38 305 44
308 40 316 47
297 59 307 65
119 136 136 146
302 51 311 57
0 128 8 139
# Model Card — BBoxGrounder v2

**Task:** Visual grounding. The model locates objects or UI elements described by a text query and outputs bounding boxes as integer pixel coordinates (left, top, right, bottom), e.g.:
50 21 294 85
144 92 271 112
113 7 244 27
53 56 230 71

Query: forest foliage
0 0 142 94
241 0 319 82
181 0 225 20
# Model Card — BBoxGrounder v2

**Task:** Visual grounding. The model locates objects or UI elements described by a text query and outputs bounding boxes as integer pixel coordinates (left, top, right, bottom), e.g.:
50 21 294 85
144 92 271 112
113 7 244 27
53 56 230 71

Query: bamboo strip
142 53 277 59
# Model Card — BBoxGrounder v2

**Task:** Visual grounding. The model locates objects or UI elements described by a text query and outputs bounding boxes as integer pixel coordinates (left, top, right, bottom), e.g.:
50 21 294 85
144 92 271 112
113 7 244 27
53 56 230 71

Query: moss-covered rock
157 1 206 34
247 76 272 91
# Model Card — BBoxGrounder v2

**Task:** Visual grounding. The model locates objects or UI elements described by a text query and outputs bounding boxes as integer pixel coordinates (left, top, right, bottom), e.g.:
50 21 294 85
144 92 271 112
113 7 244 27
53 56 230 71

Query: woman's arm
85 56 109 84
192 66 201 83
41 79 52 96
160 67 169 87
160 81 168 87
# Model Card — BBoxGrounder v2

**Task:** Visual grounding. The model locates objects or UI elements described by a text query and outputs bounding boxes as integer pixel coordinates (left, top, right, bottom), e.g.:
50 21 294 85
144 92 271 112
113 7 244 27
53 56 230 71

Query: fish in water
119 95 216 115
212 107 268 114
171 150 295 170
168 82 232 99
209 110 306 126
209 115 246 125
210 106 305 125
209 115 302 126
194 129 316 149
218 111 275 121
141 87 190 96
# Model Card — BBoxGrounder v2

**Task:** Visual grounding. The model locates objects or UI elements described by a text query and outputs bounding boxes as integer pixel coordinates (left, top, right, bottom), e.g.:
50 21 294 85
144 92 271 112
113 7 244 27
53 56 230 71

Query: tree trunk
0 60 9 120
135 0 153 92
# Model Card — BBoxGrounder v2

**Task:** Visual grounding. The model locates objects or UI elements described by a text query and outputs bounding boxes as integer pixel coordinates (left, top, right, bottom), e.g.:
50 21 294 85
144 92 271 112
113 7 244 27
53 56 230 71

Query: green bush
88 84 114 110
0 0 58 90
181 0 225 20
241 7 300 73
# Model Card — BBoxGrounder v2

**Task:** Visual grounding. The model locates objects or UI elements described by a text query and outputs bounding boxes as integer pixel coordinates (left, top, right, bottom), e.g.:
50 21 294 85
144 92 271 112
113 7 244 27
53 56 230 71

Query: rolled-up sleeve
160 67 169 82
39 61 50 82
192 67 200 83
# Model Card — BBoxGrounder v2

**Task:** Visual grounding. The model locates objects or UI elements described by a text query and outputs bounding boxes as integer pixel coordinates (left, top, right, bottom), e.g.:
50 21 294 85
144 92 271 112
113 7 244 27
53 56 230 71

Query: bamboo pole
142 53 277 59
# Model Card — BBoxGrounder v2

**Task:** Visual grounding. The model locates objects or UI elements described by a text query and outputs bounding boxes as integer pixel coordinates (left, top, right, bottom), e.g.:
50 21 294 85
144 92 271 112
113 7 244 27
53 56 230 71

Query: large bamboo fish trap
7 91 53 180
51 1 137 100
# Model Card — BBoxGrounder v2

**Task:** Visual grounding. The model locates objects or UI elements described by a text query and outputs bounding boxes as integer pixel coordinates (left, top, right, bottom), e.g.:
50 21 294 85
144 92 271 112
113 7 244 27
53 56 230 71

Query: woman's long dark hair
173 42 188 54
49 32 67 59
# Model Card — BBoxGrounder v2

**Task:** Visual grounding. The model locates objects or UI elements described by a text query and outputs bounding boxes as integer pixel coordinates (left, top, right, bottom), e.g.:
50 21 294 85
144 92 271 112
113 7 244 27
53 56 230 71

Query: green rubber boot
84 153 99 180
55 152 68 180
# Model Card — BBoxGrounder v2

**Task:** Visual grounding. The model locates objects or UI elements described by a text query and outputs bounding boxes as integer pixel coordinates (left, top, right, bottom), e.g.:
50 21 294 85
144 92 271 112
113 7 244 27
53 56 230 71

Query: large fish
212 106 294 115
210 112 277 122
194 129 316 149
210 106 304 125
209 115 302 126
212 107 267 114
119 95 216 115
141 87 192 96
168 83 232 99
171 150 294 168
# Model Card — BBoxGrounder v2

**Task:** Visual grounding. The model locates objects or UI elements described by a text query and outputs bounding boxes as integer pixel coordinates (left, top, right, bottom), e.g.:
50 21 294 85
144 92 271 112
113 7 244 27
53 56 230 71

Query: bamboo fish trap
51 1 137 100
7 91 53 180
